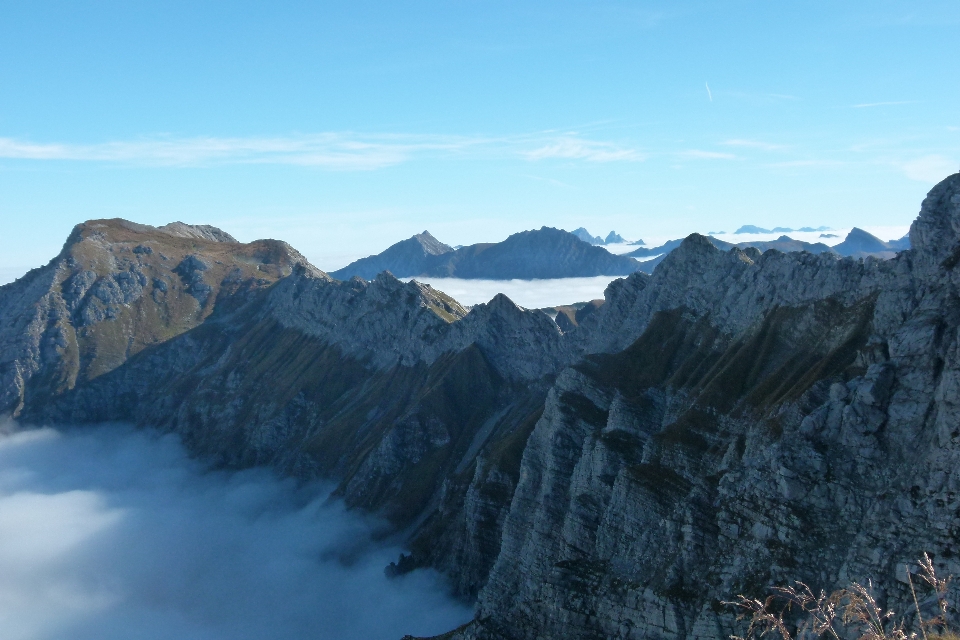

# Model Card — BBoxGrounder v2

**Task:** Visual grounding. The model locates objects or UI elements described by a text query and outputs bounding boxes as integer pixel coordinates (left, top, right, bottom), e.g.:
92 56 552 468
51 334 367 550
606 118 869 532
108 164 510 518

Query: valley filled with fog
0 423 471 640
403 275 619 308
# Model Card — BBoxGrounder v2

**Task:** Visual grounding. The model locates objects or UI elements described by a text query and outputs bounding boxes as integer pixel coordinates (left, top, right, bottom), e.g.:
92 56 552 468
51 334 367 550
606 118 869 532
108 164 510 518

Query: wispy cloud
901 155 958 183
705 82 713 102
851 100 916 108
722 139 787 151
0 134 472 170
679 150 737 160
522 137 642 162
0 132 643 169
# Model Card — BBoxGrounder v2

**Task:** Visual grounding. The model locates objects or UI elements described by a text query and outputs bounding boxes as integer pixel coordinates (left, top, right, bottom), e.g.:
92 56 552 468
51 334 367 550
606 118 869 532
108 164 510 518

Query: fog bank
0 423 471 640
406 275 619 308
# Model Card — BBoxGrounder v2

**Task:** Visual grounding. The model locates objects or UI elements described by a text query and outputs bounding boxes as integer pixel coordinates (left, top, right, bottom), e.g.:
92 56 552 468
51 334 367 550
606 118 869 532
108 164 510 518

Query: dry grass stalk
726 555 953 640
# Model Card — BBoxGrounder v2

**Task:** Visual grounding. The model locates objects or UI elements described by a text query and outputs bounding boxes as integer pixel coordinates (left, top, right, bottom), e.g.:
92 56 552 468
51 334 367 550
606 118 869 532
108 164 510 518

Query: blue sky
1 0 958 279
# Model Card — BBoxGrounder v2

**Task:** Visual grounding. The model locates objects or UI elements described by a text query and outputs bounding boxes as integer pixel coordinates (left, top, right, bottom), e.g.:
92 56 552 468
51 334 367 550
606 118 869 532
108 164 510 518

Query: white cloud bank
407 276 621 308
0 423 471 640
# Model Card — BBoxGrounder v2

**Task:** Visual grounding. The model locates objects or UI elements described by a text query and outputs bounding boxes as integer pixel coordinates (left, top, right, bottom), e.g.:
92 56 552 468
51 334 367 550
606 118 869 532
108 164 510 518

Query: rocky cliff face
0 218 314 418
4 176 960 640
447 174 960 639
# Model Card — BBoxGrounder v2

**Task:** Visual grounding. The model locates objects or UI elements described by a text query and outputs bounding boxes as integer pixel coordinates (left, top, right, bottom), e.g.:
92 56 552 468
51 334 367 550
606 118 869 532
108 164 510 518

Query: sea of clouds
405 275 619 308
0 422 471 640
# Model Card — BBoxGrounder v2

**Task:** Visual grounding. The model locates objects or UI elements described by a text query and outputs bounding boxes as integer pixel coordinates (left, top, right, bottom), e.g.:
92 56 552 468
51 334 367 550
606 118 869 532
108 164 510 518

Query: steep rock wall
449 175 960 639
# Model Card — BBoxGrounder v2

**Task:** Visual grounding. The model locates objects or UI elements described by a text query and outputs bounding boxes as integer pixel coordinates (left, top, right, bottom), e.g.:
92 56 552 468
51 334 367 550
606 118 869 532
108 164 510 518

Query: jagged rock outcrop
572 228 605 245
605 231 626 244
445 174 960 639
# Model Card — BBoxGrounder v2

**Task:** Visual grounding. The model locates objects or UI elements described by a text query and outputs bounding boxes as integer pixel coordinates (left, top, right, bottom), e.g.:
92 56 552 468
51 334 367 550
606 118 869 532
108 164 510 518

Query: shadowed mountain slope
442 173 960 639
0 218 569 600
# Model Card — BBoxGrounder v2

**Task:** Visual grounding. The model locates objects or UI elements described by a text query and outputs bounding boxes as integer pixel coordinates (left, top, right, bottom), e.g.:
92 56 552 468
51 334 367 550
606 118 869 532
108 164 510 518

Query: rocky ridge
1 217 571 592
329 231 454 280
446 174 960 639
2 177 959 640
332 227 642 280
626 227 906 267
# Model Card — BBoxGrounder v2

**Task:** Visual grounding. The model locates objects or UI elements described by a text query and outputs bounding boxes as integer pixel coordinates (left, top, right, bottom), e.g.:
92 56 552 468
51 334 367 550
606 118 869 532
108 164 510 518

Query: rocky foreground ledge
1 175 958 639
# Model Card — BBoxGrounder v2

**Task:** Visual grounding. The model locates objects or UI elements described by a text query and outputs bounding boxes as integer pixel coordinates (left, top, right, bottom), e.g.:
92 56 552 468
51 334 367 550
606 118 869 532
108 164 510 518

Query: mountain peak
412 231 454 256
832 226 894 257
604 231 625 244
570 227 603 245
910 172 960 265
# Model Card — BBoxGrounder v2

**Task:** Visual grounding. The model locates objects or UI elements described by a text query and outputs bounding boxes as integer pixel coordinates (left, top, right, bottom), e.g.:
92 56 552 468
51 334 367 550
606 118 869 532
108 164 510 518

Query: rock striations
1 175 959 640
449 174 960 639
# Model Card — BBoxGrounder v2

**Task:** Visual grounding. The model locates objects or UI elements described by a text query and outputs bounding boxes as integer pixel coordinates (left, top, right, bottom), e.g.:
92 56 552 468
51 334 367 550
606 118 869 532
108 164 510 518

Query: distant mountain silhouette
331 227 642 280
329 231 453 280
626 228 906 270
570 227 629 245
832 228 909 258
571 228 603 245
604 231 625 244
729 235 834 254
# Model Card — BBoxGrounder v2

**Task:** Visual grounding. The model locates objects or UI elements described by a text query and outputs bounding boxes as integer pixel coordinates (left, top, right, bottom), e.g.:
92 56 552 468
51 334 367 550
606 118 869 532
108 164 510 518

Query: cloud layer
0 423 471 640
406 275 621 308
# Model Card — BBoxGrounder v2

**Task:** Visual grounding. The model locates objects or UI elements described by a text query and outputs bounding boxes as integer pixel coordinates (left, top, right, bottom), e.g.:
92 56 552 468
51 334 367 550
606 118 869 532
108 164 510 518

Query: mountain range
625 227 910 270
331 227 643 280
2 175 958 640
332 226 909 283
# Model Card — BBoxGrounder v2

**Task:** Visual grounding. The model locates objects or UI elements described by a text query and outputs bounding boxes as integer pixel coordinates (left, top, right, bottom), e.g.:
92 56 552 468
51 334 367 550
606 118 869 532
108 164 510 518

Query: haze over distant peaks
734 224 833 234
626 226 910 267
